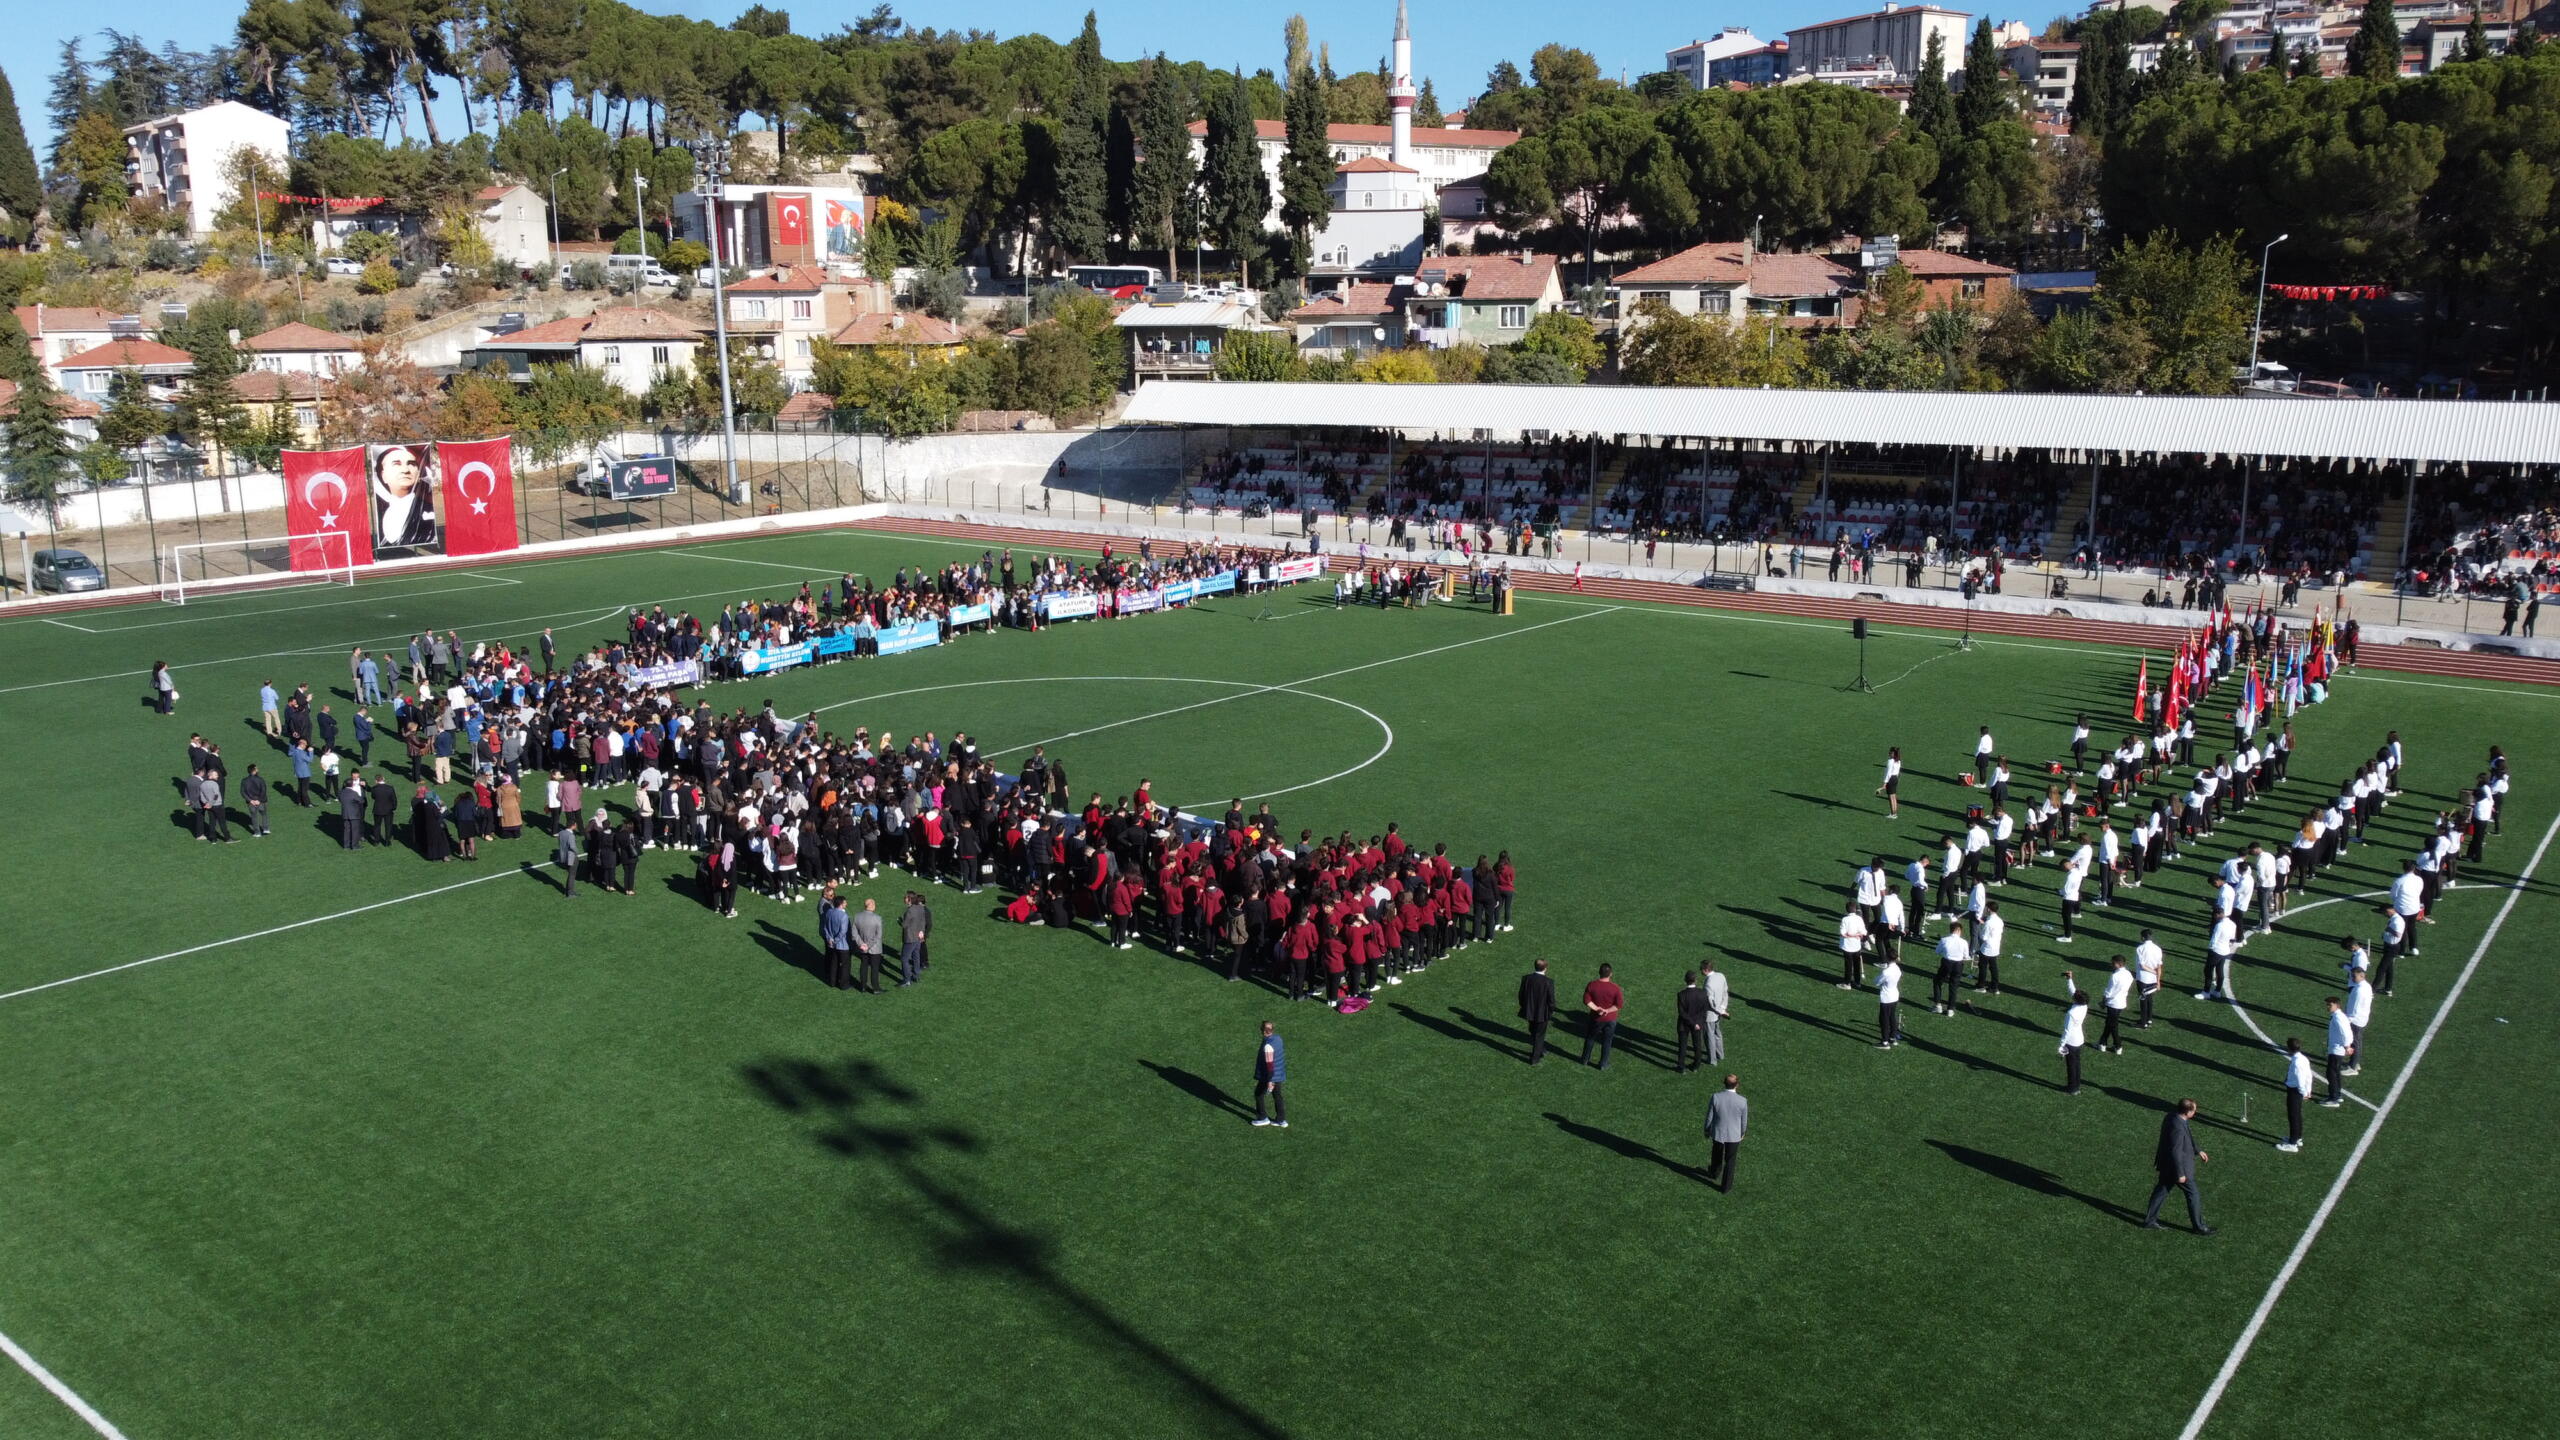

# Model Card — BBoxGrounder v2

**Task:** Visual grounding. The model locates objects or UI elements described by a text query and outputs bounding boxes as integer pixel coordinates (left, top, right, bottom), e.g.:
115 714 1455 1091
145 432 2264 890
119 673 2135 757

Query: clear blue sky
7 0 2037 160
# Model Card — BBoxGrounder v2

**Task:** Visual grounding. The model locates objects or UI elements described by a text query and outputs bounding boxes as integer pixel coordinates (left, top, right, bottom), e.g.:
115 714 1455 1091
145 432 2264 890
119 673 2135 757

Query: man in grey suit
1517 959 1557 1065
2141 1097 2215 1233
1704 1074 1748 1193
338 778 367 849
852 898 887 993
1702 961 1730 1064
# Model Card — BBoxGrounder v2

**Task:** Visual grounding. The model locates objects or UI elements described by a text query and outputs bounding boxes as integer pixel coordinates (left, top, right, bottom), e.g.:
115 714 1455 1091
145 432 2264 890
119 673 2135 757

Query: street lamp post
682 138 744 506
548 167 566 275
2248 232 2290 388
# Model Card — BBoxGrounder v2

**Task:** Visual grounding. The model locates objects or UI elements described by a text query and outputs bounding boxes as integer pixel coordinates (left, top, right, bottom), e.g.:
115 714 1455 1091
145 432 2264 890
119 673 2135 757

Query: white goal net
158 532 359 604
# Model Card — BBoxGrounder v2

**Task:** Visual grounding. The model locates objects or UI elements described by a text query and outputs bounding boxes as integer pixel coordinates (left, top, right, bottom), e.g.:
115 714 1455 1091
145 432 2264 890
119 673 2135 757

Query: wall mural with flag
281 447 375 571
769 191 813 264
436 438 519 557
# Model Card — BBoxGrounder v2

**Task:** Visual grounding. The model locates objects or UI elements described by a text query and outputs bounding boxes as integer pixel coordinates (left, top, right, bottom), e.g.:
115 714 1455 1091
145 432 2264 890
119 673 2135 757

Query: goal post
159 532 359 604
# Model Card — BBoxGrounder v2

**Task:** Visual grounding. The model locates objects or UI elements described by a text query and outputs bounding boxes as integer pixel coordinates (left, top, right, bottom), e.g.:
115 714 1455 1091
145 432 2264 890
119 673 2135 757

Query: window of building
295 406 318 427
792 338 812 359
790 298 813 319
1497 304 1528 329
652 345 672 367
1961 279 1987 299
83 372 108 393
1362 192 1374 208
740 299 768 320
601 346 621 364
1701 291 1732 315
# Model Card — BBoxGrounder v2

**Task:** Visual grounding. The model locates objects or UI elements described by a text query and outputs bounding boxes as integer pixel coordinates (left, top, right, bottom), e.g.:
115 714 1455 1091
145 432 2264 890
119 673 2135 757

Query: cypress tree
1203 68 1269 289
1131 55 1197 278
2348 0 2402 81
0 65 42 236
1279 61 1332 277
1909 32 1957 145
1955 19 2011 137
1050 11 1111 262
2461 6 2491 61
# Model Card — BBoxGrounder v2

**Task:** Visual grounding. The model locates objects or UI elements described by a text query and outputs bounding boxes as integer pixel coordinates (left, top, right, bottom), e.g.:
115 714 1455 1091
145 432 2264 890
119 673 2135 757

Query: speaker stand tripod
1850 629 1876 692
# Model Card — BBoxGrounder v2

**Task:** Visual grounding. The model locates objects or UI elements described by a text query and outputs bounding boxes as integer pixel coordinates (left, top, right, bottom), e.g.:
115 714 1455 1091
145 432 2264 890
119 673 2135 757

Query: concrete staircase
2360 505 2409 578
2045 471 2097 556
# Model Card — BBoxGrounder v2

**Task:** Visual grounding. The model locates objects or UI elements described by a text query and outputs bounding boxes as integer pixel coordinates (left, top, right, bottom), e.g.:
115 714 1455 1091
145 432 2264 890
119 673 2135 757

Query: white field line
74 578 526 634
0 1326 132 1439
2175 805 2560 1440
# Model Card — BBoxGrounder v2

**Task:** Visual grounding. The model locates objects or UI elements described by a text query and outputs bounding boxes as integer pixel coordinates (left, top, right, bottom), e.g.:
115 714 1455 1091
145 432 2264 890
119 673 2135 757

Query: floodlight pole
686 138 745 506
2249 233 2290 386
549 168 566 272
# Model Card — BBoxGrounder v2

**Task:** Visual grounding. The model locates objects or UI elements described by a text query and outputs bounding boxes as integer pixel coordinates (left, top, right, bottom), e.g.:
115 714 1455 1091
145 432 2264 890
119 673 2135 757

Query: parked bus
1067 264 1163 299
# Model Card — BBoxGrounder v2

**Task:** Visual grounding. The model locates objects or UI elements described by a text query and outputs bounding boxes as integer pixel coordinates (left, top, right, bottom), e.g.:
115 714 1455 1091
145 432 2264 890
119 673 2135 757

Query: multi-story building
12 306 129 379
121 101 290 238
1666 29 1776 87
1786 3 1971 82
1401 254 1564 349
2005 38 2081 110
243 322 361 378
1613 239 2014 328
719 265 870 386
674 185 868 273
1713 39 1792 86
463 307 703 397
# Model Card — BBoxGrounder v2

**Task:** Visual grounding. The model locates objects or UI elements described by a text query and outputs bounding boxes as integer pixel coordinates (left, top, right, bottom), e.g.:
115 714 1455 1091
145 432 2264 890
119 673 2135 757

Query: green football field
1 528 2554 1440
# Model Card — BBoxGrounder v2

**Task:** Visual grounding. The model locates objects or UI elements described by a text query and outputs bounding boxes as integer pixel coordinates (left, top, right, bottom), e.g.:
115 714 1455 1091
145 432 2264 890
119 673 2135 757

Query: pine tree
1955 19 2011 137
1131 55 1196 277
45 39 90 174
1203 68 1269 289
2461 5 2491 61
172 319 253 473
1416 78 1443 127
0 313 75 514
2513 21 2542 57
1049 10 1110 262
2348 0 2402 81
1279 61 1331 277
0 66 41 236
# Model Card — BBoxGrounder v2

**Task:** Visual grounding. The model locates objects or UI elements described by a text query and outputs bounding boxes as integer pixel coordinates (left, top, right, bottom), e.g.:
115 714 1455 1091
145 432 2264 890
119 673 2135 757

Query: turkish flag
773 192 809 247
282 446 374 570
436 437 519 557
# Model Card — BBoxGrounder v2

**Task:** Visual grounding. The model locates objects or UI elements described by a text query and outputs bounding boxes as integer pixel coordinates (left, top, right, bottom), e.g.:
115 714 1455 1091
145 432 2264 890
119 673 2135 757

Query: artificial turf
0 528 2555 1440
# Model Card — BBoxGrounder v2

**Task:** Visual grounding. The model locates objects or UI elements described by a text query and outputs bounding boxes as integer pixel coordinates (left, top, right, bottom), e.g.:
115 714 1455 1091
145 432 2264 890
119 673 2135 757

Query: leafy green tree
2510 22 2540 57
171 320 255 472
60 111 128 229
2348 0 2402 82
1635 84 1935 247
1416 78 1443 127
512 360 631 460
45 39 90 173
97 371 166 452
493 0 590 115
1620 304 1815 387
1482 105 1660 288
1515 310 1602 378
1480 346 1581 384
2094 231 2250 393
1202 67 1269 288
1132 56 1197 277
1213 330 1304 381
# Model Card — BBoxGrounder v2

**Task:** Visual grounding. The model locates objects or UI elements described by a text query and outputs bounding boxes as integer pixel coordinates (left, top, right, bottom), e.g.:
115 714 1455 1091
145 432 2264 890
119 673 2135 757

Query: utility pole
548 168 565 276
683 138 744 506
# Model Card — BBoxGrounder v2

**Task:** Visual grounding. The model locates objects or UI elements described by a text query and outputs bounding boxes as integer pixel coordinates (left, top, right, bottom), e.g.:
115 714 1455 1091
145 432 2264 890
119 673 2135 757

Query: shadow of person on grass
1542 1112 1710 1186
1137 1060 1253 1119
1926 1139 2143 1223
742 1057 1290 1439
1391 1003 1522 1062
750 920 834 985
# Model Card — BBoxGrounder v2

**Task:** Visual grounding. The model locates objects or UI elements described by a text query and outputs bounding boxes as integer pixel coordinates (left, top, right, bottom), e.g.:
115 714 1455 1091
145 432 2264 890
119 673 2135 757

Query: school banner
1120 588 1163 615
815 632 859 658
1273 557 1323 583
1196 570 1238 596
1039 592 1098 620
738 642 814 675
877 620 941 656
949 601 994 627
622 659 702 690
1160 579 1199 606
435 437 519 558
281 447 374 570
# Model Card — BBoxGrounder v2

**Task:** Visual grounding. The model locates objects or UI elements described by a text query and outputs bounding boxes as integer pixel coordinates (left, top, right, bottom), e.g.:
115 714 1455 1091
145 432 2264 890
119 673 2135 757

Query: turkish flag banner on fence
435 437 519 557
282 446 374 570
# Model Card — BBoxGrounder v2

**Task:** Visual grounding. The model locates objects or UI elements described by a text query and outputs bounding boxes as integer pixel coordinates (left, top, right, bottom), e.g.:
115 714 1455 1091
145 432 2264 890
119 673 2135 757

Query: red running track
856 515 2560 688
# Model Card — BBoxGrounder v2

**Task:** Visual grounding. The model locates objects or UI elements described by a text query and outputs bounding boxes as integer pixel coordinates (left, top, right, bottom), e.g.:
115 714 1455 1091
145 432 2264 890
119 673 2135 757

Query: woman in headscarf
449 784 482 860
496 773 524 839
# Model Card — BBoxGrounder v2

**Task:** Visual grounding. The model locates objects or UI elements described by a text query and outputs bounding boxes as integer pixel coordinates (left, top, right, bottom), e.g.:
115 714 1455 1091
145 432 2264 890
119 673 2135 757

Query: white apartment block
122 101 291 238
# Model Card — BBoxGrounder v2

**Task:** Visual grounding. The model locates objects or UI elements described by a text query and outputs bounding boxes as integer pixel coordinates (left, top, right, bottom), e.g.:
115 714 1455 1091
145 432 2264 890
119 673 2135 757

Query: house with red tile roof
1285 281 1409 358
54 338 198 405
1401 255 1565 348
462 307 705 395
244 322 363 378
12 305 132 377
722 266 892 383
1613 239 2014 329
828 311 969 354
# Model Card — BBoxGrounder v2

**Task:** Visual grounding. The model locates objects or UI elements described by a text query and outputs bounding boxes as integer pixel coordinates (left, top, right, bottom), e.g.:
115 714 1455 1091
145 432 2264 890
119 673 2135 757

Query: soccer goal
158 532 359 604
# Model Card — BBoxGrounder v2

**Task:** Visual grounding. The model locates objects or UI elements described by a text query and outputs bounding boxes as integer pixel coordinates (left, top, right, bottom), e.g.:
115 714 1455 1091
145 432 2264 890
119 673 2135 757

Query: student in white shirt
2057 855 2086 942
2279 1038 2314 1152
2322 997 2353 1106
1878 887 1907 967
1974 727 1995 785
2133 930 2165 1028
1872 955 1903 1049
2343 963 2375 1075
2376 909 2407 995
1963 821 1991 885
1906 854 1932 927
2070 715 2092 773
2199 914 2238 1000
1933 928 1971 1016
1836 902 1870 991
2060 986 2090 1095
2100 955 2134 1054
2096 824 2120 907
1854 859 1885 932
2389 862 2427 954
1878 747 1903 817
1990 808 2015 883
1975 902 2005 996
1936 838 1963 917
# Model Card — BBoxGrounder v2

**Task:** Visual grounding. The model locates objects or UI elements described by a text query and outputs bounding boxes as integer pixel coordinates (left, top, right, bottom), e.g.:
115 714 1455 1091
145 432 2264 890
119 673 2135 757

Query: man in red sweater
1580 964 1624 1069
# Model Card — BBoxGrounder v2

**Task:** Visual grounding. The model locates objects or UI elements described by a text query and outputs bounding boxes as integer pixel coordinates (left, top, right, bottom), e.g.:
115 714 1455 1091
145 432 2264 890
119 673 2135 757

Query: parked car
31 549 107 593
324 256 366 277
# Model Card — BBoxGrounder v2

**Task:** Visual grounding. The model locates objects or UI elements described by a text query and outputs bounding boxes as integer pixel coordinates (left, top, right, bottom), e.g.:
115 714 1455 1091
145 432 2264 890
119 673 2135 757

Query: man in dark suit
368 774 400 846
2142 1097 2215 1233
1704 1074 1748 1193
1517 959 1557 1064
1675 972 1712 1073
337 778 366 849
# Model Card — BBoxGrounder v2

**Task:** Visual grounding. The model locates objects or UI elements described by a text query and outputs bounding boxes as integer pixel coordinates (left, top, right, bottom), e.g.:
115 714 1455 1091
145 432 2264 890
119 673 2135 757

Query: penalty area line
0 1326 130 1439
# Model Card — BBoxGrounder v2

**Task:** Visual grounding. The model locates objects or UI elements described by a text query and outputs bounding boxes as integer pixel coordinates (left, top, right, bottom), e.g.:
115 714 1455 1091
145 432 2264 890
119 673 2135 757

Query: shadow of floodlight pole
741 1057 1290 1440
